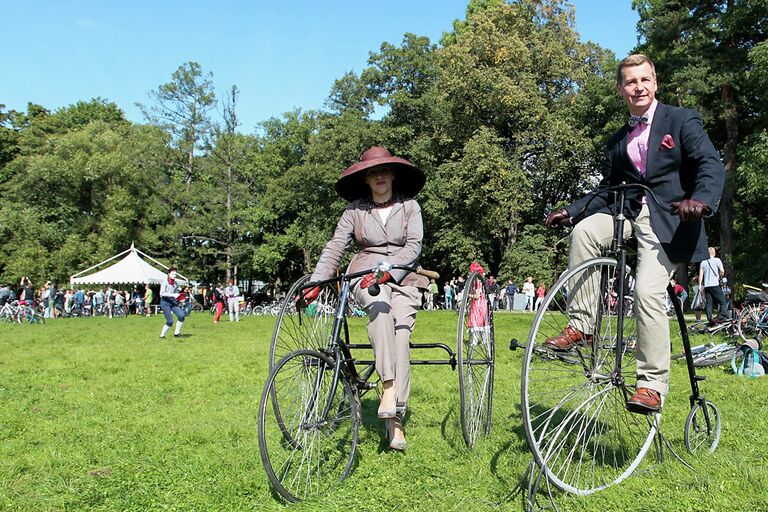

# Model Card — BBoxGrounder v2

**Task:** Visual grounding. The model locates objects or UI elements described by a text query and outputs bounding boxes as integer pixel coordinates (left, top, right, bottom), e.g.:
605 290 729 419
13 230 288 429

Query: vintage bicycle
258 263 495 502
737 284 768 344
518 183 721 496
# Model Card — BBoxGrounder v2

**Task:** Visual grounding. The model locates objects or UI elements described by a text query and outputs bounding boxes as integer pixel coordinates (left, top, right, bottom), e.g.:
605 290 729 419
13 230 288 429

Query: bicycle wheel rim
737 305 761 344
684 400 721 454
457 271 494 448
269 276 342 370
521 258 657 495
692 345 738 367
258 349 360 502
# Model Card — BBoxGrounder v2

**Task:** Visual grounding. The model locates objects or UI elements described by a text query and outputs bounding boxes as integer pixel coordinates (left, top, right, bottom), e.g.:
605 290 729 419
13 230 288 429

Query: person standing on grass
159 267 185 339
225 279 240 322
698 247 726 326
427 279 438 310
534 282 547 312
522 276 535 312
443 280 454 311
144 284 153 317
211 283 225 323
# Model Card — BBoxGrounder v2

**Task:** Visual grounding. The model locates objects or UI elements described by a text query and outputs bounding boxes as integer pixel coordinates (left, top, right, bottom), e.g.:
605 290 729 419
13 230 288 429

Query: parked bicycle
737 284 768 344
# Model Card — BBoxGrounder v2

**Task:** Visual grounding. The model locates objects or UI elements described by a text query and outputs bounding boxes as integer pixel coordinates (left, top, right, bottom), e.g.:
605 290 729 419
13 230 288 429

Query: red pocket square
661 134 676 149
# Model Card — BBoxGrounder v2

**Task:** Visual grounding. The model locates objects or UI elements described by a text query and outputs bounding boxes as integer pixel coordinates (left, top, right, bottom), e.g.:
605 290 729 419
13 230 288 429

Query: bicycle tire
521 257 656 496
737 305 763 344
456 271 494 449
692 345 738 367
269 276 346 370
684 400 721 454
258 349 360 502
28 312 45 324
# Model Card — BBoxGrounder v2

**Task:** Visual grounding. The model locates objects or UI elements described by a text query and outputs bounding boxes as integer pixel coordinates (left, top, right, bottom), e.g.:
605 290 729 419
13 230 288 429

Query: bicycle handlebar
302 264 440 292
569 182 712 223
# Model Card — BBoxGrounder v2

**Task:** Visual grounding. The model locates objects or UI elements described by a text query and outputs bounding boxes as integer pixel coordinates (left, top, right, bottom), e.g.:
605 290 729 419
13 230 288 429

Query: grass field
2 310 767 511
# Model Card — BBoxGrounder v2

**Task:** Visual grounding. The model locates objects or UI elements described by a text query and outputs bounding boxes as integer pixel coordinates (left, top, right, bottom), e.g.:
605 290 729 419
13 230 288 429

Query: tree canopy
1 0 765 292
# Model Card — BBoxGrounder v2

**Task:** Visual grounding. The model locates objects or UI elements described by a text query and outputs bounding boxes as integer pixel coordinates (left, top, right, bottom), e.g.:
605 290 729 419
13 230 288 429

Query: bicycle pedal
694 375 706 381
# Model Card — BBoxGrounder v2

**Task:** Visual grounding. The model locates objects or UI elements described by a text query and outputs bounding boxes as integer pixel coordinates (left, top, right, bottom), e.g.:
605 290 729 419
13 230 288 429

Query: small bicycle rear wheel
521 257 656 495
457 271 494 449
684 400 721 453
258 349 360 502
269 276 345 370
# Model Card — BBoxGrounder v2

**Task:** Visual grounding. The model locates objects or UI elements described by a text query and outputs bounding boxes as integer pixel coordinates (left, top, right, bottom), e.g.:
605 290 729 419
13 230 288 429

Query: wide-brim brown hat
335 146 425 202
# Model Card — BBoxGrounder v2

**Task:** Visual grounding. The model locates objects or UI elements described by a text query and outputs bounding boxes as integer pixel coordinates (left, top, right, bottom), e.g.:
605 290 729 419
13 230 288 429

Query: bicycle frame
297 264 457 428
605 184 710 413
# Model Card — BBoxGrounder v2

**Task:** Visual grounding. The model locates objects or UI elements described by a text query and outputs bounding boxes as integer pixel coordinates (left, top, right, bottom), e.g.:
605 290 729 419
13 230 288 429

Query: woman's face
365 168 394 198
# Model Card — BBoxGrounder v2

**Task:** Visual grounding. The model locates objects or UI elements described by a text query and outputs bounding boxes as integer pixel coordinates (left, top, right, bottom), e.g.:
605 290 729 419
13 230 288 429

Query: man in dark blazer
544 54 725 414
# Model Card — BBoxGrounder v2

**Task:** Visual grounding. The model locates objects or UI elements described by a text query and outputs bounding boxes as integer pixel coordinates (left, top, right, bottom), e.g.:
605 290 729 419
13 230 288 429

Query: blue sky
2 1 639 131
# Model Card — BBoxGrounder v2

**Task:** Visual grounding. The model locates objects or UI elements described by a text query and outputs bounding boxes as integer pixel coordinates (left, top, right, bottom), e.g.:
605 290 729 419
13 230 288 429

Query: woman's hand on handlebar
295 286 320 306
360 271 392 290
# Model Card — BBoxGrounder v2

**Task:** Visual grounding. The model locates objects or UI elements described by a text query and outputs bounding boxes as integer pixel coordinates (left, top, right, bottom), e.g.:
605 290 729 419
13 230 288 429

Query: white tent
70 243 188 286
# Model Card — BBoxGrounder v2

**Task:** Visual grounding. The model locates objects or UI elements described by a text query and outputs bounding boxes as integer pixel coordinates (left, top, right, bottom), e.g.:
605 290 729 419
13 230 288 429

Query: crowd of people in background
424 273 549 313
0 248 746 323
0 278 195 319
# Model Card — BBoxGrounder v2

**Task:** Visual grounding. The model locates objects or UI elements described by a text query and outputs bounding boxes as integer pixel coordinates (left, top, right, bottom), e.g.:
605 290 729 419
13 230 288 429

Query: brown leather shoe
543 326 592 351
626 387 661 414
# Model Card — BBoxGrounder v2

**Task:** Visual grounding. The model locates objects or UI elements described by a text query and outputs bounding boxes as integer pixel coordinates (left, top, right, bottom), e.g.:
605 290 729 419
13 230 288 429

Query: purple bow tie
629 114 649 128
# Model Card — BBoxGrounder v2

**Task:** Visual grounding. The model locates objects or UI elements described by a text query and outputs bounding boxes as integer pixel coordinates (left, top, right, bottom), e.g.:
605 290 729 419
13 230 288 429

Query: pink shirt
626 99 658 175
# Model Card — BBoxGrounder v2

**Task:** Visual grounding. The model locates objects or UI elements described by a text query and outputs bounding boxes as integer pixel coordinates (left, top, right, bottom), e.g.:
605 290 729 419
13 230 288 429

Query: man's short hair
616 54 656 85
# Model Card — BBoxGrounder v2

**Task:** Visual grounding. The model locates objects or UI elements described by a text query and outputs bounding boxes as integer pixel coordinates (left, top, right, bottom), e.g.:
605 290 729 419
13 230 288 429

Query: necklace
371 197 396 209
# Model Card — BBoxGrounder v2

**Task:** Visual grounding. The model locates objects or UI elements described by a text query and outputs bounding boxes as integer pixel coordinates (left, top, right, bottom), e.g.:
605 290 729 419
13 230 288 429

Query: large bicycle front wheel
521 257 656 495
258 349 360 502
269 276 346 370
457 271 494 449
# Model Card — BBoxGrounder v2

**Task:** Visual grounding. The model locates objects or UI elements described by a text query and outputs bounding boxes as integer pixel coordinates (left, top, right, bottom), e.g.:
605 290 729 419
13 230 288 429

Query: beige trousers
568 205 676 394
353 281 422 406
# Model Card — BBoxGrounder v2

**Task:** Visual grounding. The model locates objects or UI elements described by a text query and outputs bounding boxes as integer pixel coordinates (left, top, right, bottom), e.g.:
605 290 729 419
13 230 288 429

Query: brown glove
545 208 570 228
670 199 710 222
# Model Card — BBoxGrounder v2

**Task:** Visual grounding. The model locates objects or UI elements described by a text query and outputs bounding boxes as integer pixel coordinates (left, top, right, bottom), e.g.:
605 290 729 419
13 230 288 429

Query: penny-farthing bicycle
520 183 721 496
259 264 495 502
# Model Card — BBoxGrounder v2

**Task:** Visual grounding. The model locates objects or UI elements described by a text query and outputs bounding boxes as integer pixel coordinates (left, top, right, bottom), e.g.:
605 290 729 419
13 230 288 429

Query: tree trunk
303 248 312 274
720 82 738 285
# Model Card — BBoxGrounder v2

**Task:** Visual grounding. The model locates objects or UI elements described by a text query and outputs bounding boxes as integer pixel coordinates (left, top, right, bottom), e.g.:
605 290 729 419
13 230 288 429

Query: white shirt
522 282 535 296
700 257 723 288
377 205 394 224
225 285 240 299
160 279 179 299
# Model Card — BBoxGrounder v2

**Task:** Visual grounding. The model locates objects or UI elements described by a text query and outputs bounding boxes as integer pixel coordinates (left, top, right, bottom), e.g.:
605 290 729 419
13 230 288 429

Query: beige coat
310 197 429 290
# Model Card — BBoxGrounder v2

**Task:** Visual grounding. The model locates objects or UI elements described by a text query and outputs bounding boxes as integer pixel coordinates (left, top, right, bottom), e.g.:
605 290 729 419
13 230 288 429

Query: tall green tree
633 0 768 283
0 104 170 285
186 86 262 283
138 62 216 209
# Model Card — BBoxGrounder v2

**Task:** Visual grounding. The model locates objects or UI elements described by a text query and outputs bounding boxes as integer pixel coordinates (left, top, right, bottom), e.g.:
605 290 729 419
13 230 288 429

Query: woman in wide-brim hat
303 146 428 451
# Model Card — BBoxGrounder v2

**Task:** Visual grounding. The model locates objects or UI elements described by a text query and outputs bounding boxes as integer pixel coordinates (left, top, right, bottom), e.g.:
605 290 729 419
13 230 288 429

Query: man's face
617 62 657 115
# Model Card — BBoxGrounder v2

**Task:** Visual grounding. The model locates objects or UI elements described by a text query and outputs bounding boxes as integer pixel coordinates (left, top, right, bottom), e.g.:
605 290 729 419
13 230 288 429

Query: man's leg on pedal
628 206 676 413
546 212 630 350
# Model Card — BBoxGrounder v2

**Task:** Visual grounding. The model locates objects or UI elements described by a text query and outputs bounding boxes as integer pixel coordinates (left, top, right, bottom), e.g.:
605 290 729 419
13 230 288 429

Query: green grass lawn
2 311 767 511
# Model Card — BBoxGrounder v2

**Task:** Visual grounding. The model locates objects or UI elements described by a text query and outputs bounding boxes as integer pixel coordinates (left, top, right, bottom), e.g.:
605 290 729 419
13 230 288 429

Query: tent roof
70 244 187 286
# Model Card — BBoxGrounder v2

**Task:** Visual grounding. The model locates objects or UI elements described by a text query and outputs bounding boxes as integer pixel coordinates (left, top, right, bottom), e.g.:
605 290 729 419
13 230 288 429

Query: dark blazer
566 102 725 263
